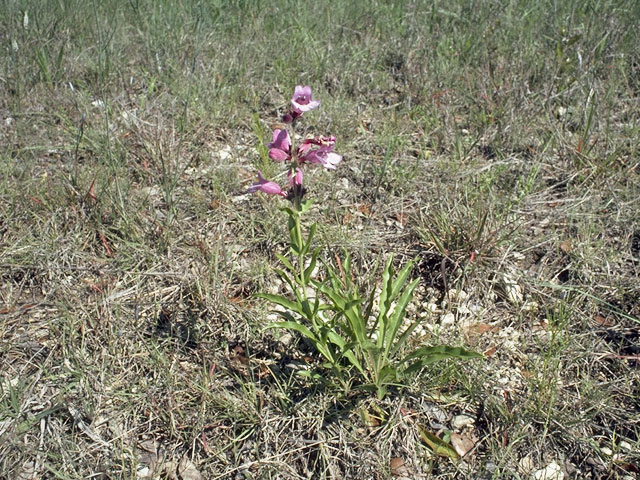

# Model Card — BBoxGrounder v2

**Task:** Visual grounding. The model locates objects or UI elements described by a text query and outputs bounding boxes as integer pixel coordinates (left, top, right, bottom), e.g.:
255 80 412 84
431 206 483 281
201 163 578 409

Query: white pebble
533 461 564 480
452 414 475 429
441 312 455 326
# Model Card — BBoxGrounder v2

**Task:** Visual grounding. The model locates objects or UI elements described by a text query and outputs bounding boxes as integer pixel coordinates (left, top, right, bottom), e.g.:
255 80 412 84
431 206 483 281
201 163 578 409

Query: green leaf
275 253 296 274
389 259 415 300
384 278 419 355
417 425 459 460
280 206 296 216
270 321 334 363
300 199 313 213
342 252 352 290
326 331 365 375
288 215 302 255
389 319 421 357
300 298 315 319
257 293 303 316
269 310 298 324
273 267 296 291
403 346 483 375
315 281 349 311
376 256 397 346
318 278 366 343
296 369 323 380
302 223 317 256
377 365 398 384
342 304 367 345
269 321 317 341
303 248 321 284
363 274 379 327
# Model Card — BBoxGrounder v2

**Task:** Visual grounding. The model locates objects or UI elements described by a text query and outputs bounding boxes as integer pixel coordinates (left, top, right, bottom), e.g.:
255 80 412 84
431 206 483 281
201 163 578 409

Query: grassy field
1 0 639 478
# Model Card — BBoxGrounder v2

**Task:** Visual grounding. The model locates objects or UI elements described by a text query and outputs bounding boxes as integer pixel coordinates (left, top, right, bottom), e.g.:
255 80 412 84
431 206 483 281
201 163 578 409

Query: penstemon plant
249 86 481 399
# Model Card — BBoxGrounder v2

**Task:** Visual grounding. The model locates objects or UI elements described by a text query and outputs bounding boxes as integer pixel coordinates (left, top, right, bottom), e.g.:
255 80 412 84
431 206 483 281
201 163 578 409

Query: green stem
294 211 306 290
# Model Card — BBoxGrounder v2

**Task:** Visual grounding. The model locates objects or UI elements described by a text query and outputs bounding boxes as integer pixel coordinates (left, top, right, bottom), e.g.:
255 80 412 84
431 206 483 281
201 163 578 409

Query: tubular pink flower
301 147 342 170
291 85 320 114
267 128 291 162
298 136 336 155
298 136 341 170
288 167 304 187
248 171 287 197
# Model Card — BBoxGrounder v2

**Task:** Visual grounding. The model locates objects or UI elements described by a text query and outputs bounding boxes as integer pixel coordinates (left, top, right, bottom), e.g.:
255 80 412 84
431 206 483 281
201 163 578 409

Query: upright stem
288 119 308 296
293 210 308 300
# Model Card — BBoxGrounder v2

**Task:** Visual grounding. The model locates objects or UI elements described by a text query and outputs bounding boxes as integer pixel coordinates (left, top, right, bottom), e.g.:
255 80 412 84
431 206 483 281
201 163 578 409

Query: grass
1 0 639 478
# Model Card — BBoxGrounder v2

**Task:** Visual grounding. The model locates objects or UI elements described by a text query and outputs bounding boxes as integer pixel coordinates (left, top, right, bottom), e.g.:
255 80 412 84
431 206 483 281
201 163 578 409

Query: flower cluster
249 86 342 200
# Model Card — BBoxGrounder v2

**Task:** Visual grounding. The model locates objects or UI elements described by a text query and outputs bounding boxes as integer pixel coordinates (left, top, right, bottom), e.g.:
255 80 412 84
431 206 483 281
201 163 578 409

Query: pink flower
288 168 303 187
267 129 291 162
298 136 342 170
301 147 342 170
298 136 336 155
248 171 287 197
291 85 320 114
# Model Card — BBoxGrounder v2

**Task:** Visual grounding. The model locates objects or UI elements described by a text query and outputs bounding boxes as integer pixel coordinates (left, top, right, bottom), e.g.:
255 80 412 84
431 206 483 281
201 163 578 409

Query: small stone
412 325 427 337
619 441 632 452
231 193 250 203
178 456 204 480
501 273 523 305
511 251 526 260
519 456 535 474
136 467 151 479
426 303 439 313
600 446 613 456
441 312 455 326
457 304 471 315
456 289 469 301
217 146 232 160
533 461 564 480
485 462 497 473
470 303 482 314
452 414 475 429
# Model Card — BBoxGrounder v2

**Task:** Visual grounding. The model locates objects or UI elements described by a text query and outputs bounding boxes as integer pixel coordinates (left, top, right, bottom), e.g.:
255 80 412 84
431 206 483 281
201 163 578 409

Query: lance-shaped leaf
257 293 304 317
275 253 296 276
417 425 459 461
288 215 302 255
403 346 483 375
383 277 419 357
269 321 337 362
326 331 365 375
303 247 321 285
302 223 317 256
376 256 395 348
